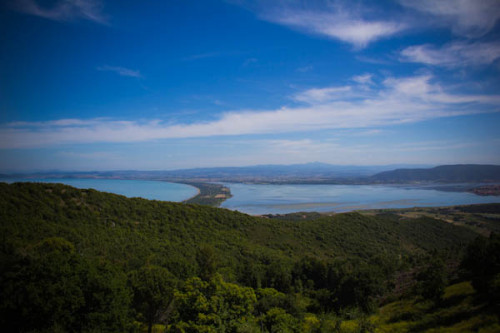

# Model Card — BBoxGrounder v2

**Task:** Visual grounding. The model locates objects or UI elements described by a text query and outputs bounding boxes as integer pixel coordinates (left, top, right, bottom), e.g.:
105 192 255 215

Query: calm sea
1 178 198 202
220 183 500 215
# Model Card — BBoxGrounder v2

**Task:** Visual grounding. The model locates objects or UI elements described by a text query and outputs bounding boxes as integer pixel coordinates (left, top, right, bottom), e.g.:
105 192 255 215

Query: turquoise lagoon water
1 178 198 202
220 183 500 215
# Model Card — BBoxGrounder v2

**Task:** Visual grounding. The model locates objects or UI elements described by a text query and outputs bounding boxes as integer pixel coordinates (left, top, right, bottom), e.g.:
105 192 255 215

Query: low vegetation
360 204 500 236
0 182 499 332
181 182 232 206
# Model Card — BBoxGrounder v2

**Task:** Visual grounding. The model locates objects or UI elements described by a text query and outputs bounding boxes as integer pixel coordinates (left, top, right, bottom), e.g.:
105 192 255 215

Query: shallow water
1 178 198 202
221 183 500 215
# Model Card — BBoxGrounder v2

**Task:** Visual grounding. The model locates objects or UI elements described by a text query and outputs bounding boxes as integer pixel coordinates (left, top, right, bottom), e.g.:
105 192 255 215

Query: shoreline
181 184 201 202
179 182 232 207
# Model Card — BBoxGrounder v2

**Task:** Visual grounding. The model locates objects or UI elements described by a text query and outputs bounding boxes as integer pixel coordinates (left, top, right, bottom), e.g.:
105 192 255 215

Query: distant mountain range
3 163 427 182
3 163 500 184
143 162 429 180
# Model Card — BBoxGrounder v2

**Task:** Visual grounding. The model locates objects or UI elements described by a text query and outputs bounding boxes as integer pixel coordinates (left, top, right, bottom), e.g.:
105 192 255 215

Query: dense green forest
1 182 499 332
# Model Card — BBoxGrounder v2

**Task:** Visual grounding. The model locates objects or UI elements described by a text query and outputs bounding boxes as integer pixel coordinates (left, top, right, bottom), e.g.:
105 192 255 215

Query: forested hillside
1 182 499 332
370 164 500 183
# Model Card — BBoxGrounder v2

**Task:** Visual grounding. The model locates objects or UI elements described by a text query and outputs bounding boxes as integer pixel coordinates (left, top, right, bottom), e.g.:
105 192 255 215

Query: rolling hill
1 182 499 332
370 164 500 183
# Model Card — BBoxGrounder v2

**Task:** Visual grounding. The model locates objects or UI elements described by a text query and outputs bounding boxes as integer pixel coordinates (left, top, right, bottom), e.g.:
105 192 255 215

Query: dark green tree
255 288 287 315
0 237 132 332
129 265 177 333
80 259 132 332
260 307 299 333
326 260 384 313
0 238 85 332
196 245 219 281
264 260 292 293
170 274 257 332
292 256 328 290
416 257 447 302
461 233 500 301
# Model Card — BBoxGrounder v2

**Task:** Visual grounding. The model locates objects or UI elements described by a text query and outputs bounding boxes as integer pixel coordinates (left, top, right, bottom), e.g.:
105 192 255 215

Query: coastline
181 184 201 202
179 182 232 207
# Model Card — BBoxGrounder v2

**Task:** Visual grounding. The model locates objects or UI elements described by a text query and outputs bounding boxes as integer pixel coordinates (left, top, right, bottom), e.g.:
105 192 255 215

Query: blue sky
1 0 500 171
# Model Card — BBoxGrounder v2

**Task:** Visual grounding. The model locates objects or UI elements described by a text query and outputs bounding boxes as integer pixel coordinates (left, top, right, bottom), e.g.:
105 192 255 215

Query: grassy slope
363 281 500 333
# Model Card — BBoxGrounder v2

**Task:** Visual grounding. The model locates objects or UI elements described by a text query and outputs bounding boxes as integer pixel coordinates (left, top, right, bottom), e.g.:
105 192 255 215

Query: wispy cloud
389 140 481 153
266 139 335 155
1 74 499 149
14 0 107 24
355 129 383 136
97 65 142 78
259 2 405 49
351 73 374 85
244 0 500 49
398 0 500 38
400 41 500 68
293 86 352 104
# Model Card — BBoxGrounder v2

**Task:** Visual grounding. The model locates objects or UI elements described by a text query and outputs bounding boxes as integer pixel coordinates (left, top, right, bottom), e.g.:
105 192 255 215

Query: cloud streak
400 41 500 68
97 65 142 78
246 0 500 50
259 2 404 49
399 0 500 38
293 86 352 104
1 74 499 149
14 0 107 24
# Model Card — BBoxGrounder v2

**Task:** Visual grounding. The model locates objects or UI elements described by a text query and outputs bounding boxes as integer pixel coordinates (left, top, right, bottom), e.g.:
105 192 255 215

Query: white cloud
399 0 500 38
355 129 383 136
260 4 404 49
351 73 374 85
267 139 336 154
389 140 481 152
97 65 142 78
14 0 107 24
1 74 499 149
381 75 500 104
401 41 500 68
238 0 499 49
293 86 352 104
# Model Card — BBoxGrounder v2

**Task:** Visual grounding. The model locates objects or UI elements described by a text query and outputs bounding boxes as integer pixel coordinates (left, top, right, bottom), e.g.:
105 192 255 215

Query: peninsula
181 182 232 206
